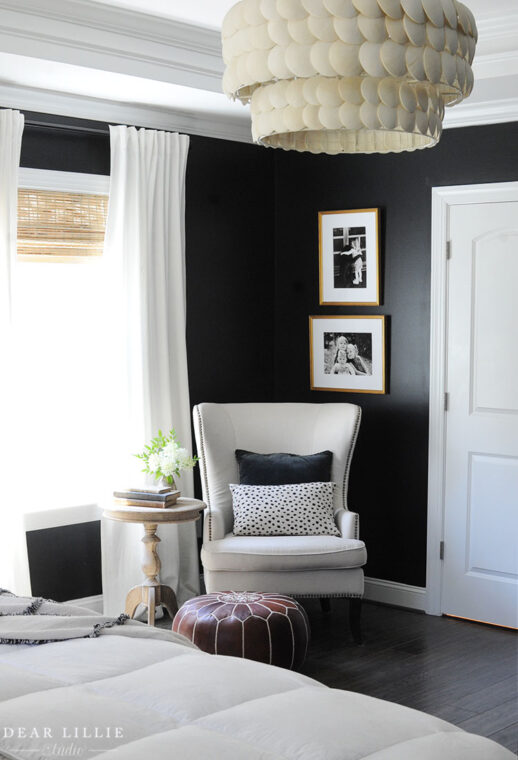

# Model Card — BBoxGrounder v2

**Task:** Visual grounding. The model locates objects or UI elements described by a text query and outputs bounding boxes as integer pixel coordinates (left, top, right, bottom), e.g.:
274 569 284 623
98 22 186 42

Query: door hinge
446 240 452 259
444 392 449 411
440 541 445 560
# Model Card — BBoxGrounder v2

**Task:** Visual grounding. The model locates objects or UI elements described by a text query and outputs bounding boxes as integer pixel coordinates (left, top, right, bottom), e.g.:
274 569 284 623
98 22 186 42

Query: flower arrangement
135 429 197 486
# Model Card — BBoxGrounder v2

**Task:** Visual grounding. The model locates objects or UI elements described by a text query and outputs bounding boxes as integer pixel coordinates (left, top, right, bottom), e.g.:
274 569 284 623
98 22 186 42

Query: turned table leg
124 522 178 626
142 522 161 587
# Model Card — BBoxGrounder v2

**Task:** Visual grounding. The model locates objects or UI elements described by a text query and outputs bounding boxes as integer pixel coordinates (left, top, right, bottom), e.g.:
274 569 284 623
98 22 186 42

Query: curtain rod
24 119 110 136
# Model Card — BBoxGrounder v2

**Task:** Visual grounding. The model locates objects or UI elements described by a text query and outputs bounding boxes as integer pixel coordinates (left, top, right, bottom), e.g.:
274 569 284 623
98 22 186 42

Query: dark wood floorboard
490 724 518 752
297 599 518 754
458 700 518 738
161 599 517 754
456 676 517 712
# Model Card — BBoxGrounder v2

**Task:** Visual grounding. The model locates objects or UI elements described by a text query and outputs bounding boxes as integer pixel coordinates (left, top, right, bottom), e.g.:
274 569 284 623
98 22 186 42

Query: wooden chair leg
349 598 363 645
320 597 331 613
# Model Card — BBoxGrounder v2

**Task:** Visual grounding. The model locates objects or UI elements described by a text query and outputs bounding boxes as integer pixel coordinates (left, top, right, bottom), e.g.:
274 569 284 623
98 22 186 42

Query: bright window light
12 168 114 514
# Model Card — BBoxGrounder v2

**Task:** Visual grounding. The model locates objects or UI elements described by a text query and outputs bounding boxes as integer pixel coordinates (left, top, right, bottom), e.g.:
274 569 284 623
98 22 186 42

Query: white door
442 198 518 628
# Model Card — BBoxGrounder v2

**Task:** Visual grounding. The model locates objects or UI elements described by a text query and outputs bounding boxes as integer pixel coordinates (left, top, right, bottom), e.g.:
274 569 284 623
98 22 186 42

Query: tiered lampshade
222 0 477 154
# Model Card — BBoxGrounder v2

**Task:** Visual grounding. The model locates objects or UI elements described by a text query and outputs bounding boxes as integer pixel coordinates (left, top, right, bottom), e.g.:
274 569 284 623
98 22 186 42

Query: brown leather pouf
173 591 310 670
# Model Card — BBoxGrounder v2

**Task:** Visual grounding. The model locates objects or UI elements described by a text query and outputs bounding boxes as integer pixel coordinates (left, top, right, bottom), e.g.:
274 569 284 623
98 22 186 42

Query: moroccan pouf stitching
172 591 310 670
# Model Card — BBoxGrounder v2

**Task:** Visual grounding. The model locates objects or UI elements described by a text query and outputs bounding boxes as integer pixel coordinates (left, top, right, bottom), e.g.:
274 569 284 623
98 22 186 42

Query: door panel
442 200 518 628
468 453 518 579
471 230 518 413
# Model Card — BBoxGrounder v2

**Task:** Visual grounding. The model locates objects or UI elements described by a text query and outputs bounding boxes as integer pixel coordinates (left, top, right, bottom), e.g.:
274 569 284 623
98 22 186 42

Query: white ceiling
92 0 517 28
92 0 237 28
0 0 516 142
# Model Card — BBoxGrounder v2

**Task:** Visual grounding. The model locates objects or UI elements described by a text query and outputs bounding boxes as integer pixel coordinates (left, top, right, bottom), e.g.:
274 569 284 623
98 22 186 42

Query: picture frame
319 208 380 306
309 315 386 394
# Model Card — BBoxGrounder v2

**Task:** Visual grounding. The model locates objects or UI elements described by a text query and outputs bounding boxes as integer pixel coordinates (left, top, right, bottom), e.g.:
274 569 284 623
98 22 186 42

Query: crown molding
0 83 253 144
0 2 515 140
0 0 221 53
0 0 224 92
0 1 516 93
1 80 514 143
443 95 518 128
472 12 518 78
476 11 518 45
473 50 518 80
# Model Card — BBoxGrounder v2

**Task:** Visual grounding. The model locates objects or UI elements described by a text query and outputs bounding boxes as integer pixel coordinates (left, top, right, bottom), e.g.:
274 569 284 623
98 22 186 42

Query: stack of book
113 485 180 509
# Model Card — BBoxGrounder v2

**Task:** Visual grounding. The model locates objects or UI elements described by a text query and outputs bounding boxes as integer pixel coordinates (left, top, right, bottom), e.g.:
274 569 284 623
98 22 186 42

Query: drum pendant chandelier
221 0 477 154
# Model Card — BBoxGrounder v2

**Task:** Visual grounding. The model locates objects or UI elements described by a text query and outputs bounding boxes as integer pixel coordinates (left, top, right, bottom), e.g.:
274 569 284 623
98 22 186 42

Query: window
17 189 108 259
17 169 109 261
13 168 114 513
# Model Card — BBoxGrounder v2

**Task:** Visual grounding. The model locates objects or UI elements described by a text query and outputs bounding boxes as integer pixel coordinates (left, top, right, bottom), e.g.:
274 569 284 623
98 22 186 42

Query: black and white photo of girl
333 226 367 289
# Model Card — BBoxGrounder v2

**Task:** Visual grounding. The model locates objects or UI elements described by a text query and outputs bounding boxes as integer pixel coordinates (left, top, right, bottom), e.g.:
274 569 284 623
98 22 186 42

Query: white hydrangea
138 430 196 481
162 441 179 458
159 455 176 477
176 447 195 470
147 453 161 474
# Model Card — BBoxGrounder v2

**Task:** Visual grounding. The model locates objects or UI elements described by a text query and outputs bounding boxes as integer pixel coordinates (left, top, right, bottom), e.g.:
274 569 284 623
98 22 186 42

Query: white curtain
0 109 30 594
0 109 23 326
102 126 198 615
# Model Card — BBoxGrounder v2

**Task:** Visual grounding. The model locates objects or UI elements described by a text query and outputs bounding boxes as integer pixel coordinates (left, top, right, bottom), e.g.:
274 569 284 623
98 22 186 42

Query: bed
0 592 513 760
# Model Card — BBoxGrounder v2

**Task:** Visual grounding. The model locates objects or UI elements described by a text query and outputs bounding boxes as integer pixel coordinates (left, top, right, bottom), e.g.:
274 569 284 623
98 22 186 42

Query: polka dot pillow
230 482 339 537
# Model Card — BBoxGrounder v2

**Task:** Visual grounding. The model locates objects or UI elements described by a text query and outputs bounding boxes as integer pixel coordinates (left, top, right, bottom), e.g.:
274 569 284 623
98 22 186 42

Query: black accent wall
16 113 518 597
185 136 275 407
272 122 518 586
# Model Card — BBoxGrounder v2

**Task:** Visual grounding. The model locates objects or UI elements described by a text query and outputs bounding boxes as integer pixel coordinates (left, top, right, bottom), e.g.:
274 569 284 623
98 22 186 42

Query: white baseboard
67 583 426 617
364 577 426 611
66 594 103 614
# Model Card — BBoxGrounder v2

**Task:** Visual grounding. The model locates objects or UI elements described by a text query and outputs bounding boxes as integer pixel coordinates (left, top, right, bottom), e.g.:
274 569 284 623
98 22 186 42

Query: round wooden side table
103 498 206 626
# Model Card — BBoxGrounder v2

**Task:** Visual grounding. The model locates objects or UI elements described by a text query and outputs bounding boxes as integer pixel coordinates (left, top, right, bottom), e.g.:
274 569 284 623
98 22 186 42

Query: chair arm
202 506 227 542
335 509 360 539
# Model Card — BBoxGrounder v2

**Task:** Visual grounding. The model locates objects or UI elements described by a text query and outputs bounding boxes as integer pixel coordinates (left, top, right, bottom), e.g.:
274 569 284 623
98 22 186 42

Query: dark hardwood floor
161 599 517 753
299 599 518 754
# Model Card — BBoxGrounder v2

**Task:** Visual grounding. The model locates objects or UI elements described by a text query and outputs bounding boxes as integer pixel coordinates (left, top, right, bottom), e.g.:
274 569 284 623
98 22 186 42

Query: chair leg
320 597 331 613
349 598 363 645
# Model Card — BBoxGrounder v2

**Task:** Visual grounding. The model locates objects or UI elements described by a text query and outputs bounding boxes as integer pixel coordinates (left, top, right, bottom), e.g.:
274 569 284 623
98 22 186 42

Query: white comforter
0 620 513 760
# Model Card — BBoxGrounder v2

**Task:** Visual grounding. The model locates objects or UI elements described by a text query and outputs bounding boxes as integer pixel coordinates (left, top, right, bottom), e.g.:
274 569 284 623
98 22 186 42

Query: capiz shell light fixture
221 0 477 154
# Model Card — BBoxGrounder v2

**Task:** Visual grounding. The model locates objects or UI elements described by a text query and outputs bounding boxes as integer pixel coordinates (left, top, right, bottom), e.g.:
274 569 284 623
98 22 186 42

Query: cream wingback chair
193 402 367 641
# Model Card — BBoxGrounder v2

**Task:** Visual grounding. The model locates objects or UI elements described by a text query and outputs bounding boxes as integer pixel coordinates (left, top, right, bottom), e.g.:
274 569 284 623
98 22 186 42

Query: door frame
426 181 518 615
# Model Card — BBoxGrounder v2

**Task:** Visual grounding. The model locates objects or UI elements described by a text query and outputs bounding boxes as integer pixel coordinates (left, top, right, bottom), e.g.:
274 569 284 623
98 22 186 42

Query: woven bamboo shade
17 189 108 258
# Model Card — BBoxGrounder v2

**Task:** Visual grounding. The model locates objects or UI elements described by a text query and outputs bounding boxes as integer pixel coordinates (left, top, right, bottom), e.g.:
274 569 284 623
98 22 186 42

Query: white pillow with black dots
230 482 339 537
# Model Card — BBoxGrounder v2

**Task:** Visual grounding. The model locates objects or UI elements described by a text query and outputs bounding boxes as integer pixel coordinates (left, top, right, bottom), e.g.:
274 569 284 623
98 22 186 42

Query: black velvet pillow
235 449 333 486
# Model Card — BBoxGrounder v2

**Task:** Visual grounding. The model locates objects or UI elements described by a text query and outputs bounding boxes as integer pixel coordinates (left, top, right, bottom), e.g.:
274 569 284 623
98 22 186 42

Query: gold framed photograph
310 315 386 394
319 208 380 306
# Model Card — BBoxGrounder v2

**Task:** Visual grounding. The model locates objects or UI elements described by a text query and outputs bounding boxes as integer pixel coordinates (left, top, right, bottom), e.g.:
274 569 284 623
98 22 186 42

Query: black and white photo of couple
324 332 372 376
333 226 367 289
